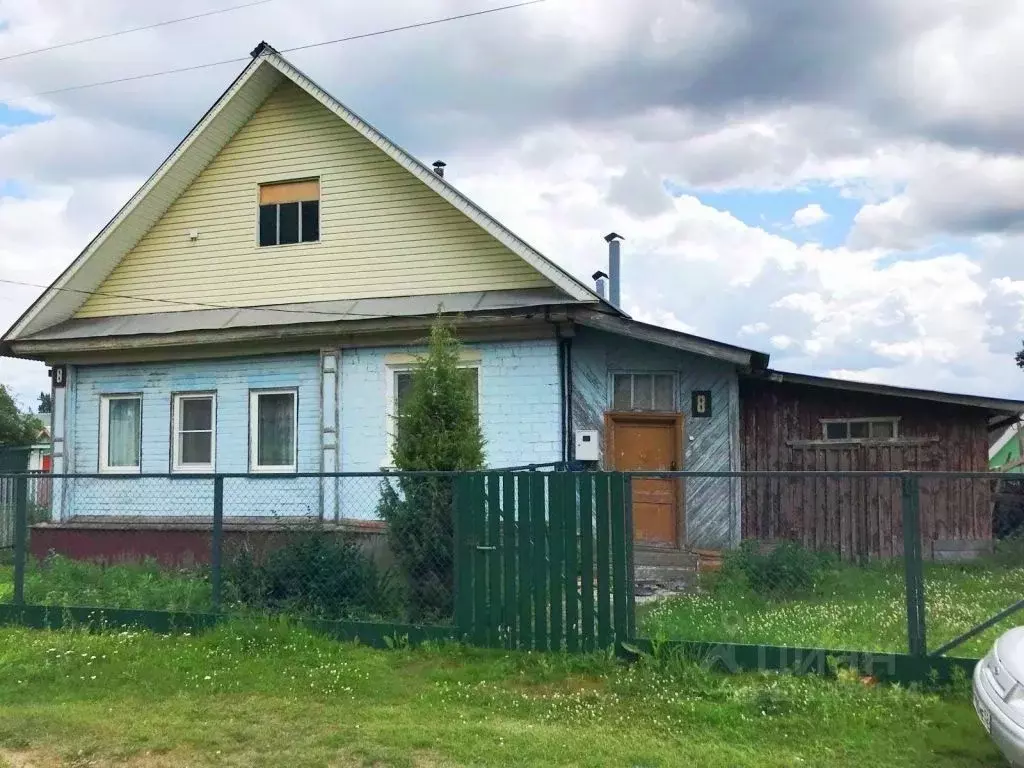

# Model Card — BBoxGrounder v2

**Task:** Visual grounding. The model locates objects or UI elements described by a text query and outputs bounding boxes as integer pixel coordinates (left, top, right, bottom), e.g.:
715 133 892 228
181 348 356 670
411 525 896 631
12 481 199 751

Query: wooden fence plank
532 473 548 651
564 474 580 653
516 474 532 650
579 473 595 652
595 474 612 649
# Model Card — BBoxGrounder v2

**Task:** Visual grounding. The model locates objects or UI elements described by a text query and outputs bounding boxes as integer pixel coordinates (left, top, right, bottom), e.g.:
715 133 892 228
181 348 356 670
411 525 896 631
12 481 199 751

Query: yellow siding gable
76 81 552 318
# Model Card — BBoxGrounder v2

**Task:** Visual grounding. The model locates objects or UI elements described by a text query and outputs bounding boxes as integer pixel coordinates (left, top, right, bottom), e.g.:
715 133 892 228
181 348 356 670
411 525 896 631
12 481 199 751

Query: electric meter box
574 429 601 461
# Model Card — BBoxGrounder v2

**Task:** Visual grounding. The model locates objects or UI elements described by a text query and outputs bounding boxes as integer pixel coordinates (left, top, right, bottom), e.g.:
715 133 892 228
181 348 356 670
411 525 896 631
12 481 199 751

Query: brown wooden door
607 414 682 547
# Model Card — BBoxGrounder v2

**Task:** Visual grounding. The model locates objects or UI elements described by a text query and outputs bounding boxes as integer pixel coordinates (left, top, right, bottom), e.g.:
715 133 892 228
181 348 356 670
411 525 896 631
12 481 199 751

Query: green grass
0 620 1003 767
641 559 1024 657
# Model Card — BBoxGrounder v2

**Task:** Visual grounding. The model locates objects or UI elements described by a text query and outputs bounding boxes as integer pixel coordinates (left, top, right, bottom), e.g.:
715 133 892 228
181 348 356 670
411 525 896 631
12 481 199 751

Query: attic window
258 179 319 246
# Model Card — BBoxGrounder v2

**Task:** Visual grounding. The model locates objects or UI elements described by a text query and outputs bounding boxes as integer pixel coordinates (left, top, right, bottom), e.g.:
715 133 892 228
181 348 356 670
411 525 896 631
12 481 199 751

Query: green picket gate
453 471 635 652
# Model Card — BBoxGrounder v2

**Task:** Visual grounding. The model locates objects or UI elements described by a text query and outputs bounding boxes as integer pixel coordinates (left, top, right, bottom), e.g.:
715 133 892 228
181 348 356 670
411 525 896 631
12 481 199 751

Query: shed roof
755 369 1024 417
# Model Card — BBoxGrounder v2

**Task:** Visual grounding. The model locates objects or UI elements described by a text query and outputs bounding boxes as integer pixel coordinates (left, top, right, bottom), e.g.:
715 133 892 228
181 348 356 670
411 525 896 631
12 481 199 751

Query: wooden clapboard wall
740 379 992 560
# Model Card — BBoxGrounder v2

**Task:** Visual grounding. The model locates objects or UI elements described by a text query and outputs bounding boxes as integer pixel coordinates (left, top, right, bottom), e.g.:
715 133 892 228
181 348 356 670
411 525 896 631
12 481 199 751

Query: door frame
604 411 686 550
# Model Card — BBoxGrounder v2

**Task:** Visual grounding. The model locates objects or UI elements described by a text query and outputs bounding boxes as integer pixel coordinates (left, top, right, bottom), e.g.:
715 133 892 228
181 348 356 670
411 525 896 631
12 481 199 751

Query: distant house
0 42 1019 568
991 422 1023 473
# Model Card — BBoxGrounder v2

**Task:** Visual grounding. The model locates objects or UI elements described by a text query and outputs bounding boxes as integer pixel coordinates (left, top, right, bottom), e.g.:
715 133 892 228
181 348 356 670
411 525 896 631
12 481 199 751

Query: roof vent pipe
592 270 608 299
432 160 446 178
604 232 623 307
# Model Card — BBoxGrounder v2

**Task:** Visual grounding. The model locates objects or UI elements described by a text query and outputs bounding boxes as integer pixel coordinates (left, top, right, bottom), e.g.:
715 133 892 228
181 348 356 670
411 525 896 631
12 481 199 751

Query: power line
2 0 549 100
0 277 476 320
0 0 279 64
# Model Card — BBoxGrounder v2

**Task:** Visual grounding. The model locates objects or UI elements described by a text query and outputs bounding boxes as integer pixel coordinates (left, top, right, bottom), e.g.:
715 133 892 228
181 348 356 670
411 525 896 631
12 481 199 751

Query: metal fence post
901 474 927 657
211 475 224 613
13 474 28 606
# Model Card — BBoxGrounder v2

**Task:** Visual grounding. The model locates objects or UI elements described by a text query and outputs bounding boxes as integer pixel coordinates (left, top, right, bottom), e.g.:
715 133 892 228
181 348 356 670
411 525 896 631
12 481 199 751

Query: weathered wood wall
740 378 992 559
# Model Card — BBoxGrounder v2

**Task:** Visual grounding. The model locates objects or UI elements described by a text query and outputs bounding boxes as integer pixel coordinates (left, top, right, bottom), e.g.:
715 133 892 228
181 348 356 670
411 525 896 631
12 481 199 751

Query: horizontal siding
67 355 320 517
77 81 550 317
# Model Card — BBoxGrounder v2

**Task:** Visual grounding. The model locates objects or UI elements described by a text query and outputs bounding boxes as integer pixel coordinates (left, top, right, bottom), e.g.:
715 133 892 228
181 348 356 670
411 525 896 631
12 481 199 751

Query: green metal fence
0 469 1018 683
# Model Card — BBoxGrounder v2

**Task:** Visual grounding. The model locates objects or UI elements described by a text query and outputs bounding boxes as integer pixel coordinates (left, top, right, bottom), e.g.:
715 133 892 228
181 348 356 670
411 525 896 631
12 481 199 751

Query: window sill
171 465 215 474
248 466 298 474
256 239 322 250
98 466 141 475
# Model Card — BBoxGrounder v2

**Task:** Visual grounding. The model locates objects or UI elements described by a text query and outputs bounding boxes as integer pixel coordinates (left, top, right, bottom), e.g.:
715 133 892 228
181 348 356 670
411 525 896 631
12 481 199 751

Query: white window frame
171 393 216 473
608 371 678 412
820 417 900 441
383 362 481 466
249 388 298 473
99 394 142 474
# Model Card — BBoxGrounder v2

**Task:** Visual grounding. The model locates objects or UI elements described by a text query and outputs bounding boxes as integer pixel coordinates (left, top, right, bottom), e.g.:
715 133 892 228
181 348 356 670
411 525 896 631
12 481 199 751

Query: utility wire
0 0 280 64
0 277 493 320
3 0 548 99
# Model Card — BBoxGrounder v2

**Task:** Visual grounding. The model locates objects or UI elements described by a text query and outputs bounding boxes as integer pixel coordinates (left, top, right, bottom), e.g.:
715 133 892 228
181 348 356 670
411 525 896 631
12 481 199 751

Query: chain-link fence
2 469 1020 666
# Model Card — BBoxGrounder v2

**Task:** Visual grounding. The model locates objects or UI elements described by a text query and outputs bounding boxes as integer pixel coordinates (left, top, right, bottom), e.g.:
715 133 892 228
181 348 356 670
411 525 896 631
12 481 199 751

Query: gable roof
4 42 601 342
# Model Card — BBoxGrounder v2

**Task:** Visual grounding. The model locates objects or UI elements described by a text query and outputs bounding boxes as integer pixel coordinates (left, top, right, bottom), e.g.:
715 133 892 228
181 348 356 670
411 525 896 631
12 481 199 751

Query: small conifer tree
377 315 485 620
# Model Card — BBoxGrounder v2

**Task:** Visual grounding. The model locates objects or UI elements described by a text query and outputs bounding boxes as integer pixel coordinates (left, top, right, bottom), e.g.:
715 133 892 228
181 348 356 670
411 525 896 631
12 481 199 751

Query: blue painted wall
65 354 321 518
571 327 741 549
337 338 562 519
61 339 562 521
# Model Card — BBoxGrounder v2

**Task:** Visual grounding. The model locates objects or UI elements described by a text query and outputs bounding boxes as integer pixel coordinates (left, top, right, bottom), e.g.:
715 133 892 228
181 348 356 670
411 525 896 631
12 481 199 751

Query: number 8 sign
51 365 67 388
691 390 712 418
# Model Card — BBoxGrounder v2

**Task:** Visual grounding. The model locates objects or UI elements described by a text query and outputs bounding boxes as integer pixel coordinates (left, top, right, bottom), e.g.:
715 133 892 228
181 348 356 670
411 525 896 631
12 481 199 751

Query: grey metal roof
573 308 769 368
22 288 572 341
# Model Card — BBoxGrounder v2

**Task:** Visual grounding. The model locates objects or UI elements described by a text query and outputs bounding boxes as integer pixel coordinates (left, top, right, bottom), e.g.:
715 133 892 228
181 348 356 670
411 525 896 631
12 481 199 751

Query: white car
974 627 1024 766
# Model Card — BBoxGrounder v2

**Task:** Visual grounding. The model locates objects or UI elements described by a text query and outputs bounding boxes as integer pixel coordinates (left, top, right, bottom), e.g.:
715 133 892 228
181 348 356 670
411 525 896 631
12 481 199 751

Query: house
740 371 1024 559
0 42 765 567
991 421 1023 473
2 42 1019 568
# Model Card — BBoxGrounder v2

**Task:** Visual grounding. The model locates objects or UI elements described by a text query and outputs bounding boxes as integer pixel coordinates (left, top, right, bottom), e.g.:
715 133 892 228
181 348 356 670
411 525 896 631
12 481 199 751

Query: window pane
633 375 653 410
395 372 414 415
278 202 299 245
849 421 869 438
259 204 277 246
107 398 141 467
301 200 319 242
871 421 894 439
180 398 212 431
654 375 674 410
461 368 479 412
825 422 847 440
613 375 631 410
257 393 294 466
180 432 212 465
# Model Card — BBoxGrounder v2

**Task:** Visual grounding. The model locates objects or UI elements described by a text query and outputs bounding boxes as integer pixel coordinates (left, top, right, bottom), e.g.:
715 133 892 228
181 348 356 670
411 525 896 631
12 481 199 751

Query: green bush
716 540 831 597
224 529 398 620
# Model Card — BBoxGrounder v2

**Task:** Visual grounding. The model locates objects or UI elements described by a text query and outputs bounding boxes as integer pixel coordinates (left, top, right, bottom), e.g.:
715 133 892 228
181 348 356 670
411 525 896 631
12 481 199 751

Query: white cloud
791 203 830 228
738 321 768 335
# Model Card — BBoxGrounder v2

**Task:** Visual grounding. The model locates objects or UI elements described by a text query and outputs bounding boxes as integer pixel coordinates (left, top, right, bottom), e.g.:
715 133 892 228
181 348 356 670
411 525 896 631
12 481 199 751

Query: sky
0 0 1023 410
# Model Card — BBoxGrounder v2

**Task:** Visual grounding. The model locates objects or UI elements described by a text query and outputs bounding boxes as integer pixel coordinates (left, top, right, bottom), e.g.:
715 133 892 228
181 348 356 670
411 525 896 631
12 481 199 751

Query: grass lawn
0 620 1003 767
640 559 1024 658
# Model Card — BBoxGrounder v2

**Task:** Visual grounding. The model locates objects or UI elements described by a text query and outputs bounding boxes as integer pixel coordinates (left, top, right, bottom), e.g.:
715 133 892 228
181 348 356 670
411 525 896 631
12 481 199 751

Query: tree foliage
1017 343 1024 370
0 384 43 446
37 392 52 414
376 316 485 621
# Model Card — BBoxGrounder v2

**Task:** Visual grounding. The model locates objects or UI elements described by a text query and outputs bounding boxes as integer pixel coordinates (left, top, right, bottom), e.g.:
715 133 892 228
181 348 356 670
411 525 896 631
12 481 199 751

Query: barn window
821 418 899 441
611 373 675 411
258 179 320 246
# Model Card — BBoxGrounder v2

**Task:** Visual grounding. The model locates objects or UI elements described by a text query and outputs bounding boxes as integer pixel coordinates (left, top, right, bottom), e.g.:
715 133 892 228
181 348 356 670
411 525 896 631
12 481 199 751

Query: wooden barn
739 371 1024 560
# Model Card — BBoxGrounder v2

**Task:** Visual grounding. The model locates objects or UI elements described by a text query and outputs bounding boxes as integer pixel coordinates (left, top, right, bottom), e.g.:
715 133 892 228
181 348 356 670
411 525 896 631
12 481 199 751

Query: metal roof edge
752 369 1024 414
573 308 769 368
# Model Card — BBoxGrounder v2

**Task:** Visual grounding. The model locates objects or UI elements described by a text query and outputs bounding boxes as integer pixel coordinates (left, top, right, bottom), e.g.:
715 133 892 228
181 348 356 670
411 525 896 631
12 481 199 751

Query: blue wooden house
2 43 769 565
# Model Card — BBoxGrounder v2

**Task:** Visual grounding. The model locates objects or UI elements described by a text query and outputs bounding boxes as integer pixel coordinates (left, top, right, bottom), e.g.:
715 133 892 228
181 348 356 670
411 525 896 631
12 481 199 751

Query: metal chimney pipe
604 232 623 307
592 270 608 299
432 160 446 178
